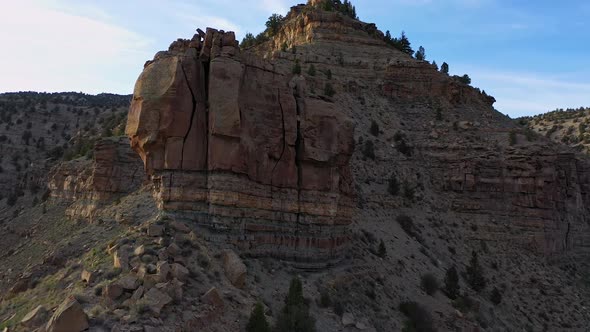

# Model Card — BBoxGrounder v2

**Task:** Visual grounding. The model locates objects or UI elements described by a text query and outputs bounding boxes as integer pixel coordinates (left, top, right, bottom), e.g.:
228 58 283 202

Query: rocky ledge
48 137 144 219
126 28 355 266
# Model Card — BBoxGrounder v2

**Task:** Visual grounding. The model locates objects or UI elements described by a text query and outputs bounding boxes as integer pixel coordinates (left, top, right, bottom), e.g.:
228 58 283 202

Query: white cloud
0 0 152 94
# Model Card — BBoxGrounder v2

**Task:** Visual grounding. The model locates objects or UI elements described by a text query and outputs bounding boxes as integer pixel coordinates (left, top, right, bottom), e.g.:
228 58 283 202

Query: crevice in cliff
271 88 287 185
179 60 198 168
565 220 571 251
294 92 304 226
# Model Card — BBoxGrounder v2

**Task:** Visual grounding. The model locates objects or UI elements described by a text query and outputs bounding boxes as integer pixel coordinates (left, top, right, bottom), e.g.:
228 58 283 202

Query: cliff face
125 3 590 268
48 137 144 219
126 28 355 266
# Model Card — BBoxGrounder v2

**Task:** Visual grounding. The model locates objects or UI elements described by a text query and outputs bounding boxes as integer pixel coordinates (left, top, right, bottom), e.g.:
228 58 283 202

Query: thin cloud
0 0 153 94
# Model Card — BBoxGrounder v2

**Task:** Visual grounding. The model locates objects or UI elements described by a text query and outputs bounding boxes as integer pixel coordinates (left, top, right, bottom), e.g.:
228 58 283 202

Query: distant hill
0 91 131 203
518 107 590 153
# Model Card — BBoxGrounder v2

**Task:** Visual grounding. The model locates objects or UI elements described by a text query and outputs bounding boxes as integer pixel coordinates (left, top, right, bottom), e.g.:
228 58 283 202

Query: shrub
436 107 443 121
402 181 415 200
421 273 439 296
247 302 271 332
307 64 316 76
275 277 316 332
324 69 332 79
399 301 435 332
444 266 460 300
466 251 486 292
362 140 375 160
324 83 336 97
396 214 419 239
509 131 517 146
388 175 400 196
393 131 413 156
452 294 476 313
370 120 379 136
292 60 302 75
378 240 387 257
490 287 502 305
319 290 331 308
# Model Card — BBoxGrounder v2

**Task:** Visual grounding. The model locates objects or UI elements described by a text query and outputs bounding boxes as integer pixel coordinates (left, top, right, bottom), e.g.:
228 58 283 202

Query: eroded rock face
48 137 144 219
127 28 355 266
441 144 590 259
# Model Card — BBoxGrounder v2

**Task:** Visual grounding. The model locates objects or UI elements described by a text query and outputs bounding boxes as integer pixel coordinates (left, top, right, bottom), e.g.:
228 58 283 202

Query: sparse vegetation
362 140 375 160
465 251 487 292
370 120 379 136
388 174 400 196
324 83 336 97
420 273 439 296
399 301 435 332
444 266 460 300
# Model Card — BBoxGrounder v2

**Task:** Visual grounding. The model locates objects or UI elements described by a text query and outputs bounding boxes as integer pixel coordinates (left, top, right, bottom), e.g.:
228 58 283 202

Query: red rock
45 297 89 332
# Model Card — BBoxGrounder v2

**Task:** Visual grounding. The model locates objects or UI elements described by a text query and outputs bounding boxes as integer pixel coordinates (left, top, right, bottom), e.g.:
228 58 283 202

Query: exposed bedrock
48 137 145 219
126 28 355 266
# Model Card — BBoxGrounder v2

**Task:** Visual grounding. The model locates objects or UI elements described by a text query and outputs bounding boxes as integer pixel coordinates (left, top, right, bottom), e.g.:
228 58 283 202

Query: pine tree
444 266 460 300
399 31 414 56
441 62 449 75
247 302 271 332
275 277 316 332
432 60 438 70
490 287 502 305
415 46 426 61
466 251 486 292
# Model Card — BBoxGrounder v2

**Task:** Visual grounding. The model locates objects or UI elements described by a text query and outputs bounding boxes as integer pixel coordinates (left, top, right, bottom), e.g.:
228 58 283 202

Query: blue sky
0 0 588 117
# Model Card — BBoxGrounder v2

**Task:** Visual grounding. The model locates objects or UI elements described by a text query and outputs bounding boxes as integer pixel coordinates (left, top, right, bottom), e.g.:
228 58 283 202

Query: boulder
202 287 224 308
45 297 89 332
81 270 96 284
143 287 173 316
104 282 124 300
20 305 48 330
156 261 170 282
134 245 146 256
119 274 140 290
148 224 164 237
221 250 247 288
113 250 129 272
170 263 189 281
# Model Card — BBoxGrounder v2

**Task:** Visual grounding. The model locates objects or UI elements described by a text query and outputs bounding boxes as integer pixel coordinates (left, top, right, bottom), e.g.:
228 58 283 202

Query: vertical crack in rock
179 60 198 168
565 220 571 251
294 94 304 227
271 88 287 183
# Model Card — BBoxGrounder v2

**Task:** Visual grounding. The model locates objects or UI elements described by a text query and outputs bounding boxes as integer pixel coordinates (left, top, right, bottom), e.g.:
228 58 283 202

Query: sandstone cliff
48 137 144 219
126 28 355 266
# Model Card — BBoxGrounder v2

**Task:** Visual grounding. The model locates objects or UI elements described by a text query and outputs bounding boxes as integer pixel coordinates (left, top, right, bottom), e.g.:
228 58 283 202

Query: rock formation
126 28 355 265
48 137 144 219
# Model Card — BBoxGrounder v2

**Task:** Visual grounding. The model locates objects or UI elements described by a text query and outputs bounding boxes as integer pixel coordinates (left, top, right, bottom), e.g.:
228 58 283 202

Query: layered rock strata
438 144 590 260
126 29 355 265
48 137 144 219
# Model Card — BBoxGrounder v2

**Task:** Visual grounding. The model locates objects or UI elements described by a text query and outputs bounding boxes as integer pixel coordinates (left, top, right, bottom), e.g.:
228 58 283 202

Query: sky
0 0 588 117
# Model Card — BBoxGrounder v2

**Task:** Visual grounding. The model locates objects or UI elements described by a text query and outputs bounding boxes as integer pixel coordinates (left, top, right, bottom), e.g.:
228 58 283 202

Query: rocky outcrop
48 137 144 219
439 144 590 260
126 28 355 266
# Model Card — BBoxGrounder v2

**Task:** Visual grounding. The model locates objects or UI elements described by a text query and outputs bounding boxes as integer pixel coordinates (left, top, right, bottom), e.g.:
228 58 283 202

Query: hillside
519 107 590 153
0 92 131 205
2 1 590 332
